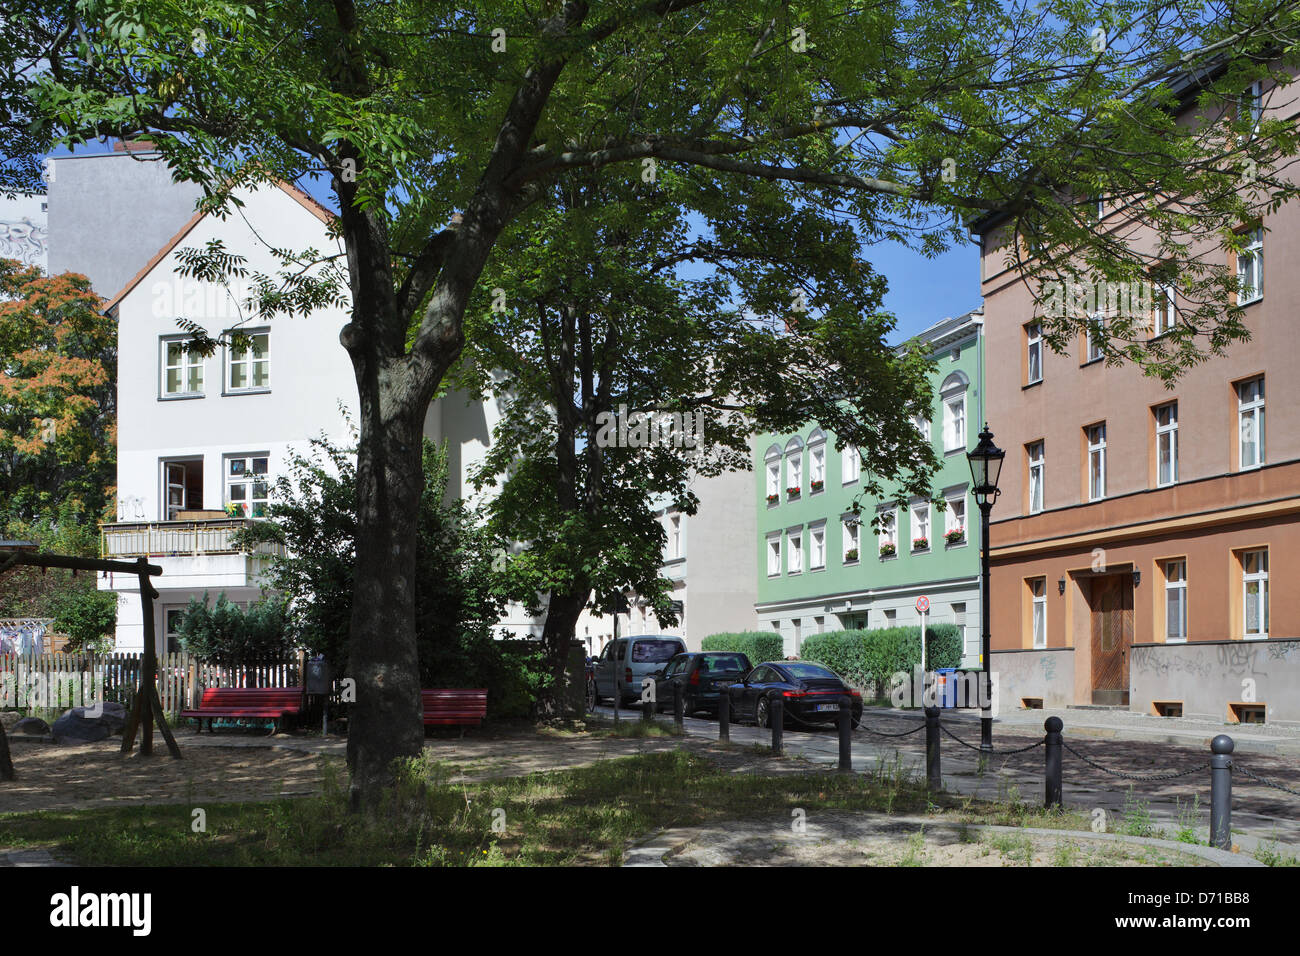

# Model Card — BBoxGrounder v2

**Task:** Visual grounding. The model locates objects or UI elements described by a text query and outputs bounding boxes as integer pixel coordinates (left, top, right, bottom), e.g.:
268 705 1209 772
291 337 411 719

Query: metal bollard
673 681 684 729
1210 734 1234 850
719 689 730 742
924 706 941 791
770 693 784 755
1044 716 1063 809
837 696 852 772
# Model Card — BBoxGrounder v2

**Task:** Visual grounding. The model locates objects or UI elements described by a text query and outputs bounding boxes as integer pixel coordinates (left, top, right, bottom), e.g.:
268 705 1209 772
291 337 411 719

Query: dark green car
650 652 753 716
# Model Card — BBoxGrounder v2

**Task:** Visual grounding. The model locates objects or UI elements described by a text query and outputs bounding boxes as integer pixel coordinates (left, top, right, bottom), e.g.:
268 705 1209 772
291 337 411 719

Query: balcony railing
100 519 286 559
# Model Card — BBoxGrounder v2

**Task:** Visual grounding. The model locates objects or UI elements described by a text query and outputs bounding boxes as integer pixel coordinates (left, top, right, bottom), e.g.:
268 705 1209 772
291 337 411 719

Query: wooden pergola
0 542 180 781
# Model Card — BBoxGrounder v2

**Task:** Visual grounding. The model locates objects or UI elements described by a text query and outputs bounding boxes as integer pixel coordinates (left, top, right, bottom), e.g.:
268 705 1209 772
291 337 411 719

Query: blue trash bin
934 668 958 708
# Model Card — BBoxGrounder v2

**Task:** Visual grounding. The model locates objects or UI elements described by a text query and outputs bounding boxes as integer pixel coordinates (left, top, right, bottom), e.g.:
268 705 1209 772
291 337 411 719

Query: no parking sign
916 596 929 672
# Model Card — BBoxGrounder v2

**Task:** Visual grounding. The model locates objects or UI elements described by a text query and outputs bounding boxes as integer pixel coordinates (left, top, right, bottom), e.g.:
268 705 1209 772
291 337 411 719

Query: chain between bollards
770 692 784 755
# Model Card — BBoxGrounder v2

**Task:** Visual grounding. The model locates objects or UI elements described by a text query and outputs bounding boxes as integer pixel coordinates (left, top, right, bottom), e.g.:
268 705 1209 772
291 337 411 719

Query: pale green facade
753 311 985 665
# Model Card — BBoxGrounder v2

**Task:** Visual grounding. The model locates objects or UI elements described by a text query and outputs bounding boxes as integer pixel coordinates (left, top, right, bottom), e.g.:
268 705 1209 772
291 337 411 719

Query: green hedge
798 624 963 696
701 631 785 663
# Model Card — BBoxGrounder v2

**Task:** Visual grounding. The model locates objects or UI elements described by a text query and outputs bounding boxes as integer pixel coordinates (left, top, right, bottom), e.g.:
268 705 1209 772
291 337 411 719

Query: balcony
101 519 286 559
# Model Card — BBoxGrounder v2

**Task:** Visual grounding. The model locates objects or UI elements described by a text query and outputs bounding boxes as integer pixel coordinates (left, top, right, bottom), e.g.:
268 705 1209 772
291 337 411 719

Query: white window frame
1238 377 1265 470
1026 323 1043 384
1087 423 1107 501
1239 81 1263 137
942 394 966 453
810 522 826 570
1156 402 1178 487
786 448 803 498
910 500 930 551
944 491 967 543
841 445 860 484
841 517 860 563
161 337 204 397
1153 282 1176 336
1164 560 1187 644
1237 228 1263 305
667 515 682 560
786 527 803 574
224 454 270 518
809 442 826 492
1027 441 1045 514
765 453 781 500
914 413 930 443
1243 549 1269 640
226 329 271 392
766 533 782 577
1031 579 1047 649
878 508 898 556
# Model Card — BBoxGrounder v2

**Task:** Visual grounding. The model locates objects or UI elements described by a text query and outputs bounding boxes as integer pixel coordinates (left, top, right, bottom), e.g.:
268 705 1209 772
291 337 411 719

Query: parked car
727 660 863 729
649 651 752 715
592 635 688 706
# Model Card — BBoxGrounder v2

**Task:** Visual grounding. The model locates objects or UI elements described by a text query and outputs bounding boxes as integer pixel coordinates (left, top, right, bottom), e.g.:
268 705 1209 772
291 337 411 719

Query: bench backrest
421 689 487 712
199 687 303 708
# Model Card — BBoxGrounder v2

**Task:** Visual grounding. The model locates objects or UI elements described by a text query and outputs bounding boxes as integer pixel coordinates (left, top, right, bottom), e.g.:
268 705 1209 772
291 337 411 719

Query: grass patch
0 746 940 867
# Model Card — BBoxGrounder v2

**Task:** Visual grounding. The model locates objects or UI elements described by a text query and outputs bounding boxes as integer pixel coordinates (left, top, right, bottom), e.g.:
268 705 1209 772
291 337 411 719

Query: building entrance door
1089 574 1132 705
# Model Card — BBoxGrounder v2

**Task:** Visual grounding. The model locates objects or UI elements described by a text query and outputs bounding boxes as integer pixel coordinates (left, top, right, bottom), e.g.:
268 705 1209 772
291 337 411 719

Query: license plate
815 703 840 712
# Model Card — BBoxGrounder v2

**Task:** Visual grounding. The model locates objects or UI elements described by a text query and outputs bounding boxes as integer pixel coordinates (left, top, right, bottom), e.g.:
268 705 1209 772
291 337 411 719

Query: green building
753 310 985 666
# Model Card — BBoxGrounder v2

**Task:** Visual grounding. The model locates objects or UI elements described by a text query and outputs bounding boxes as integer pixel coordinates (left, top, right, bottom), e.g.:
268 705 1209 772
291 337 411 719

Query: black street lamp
967 424 1005 754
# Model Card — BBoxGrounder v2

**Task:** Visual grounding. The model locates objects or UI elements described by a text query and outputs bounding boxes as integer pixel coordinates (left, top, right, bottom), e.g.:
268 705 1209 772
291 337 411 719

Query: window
841 445 860 484
1026 323 1043 384
787 529 803 574
910 500 930 550
1237 228 1263 305
225 455 269 518
841 517 860 563
1238 377 1265 470
1031 578 1046 648
945 492 966 542
809 442 825 491
1241 550 1269 639
878 508 897 556
163 607 187 655
1239 81 1263 136
1027 442 1045 514
163 459 203 520
765 449 781 500
785 439 803 496
913 413 930 443
162 339 203 396
810 524 826 570
1156 402 1178 486
1243 549 1268 639
1085 313 1106 363
667 515 682 560
1164 560 1187 643
227 331 270 391
1153 282 1176 336
939 372 969 452
766 534 781 577
1086 423 1107 501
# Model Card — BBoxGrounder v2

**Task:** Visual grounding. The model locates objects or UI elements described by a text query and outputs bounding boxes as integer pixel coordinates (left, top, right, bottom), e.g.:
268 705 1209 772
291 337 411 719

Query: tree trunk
536 586 589 719
344 373 429 809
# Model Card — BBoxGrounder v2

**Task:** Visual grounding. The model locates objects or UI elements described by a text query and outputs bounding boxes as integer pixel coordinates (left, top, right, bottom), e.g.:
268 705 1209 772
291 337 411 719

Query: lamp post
967 424 1005 755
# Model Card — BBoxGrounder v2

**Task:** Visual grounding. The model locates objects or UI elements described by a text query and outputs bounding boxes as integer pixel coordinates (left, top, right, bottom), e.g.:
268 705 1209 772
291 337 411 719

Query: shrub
175 592 293 660
47 585 117 651
799 624 964 697
701 631 785 663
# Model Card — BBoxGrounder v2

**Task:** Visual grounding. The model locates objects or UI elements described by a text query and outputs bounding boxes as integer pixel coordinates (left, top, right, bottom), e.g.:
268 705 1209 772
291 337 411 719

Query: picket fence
0 651 305 717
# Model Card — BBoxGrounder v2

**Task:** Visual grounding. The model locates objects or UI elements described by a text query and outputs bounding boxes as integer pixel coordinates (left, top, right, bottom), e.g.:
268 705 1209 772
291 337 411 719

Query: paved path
592 704 1300 857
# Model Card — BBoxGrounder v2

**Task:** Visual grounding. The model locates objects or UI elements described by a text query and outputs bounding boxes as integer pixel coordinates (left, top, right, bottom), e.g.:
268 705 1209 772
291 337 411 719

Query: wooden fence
0 651 305 716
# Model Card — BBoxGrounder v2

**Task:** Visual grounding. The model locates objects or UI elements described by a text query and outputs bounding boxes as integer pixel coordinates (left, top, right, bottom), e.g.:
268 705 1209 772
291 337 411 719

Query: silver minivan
593 635 688 706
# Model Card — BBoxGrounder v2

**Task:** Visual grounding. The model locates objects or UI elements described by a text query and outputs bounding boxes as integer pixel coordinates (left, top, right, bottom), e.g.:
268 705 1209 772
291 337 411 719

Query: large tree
8 0 1299 804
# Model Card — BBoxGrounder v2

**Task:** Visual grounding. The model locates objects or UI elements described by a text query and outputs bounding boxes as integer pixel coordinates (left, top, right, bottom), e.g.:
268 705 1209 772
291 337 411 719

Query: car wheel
755 696 770 729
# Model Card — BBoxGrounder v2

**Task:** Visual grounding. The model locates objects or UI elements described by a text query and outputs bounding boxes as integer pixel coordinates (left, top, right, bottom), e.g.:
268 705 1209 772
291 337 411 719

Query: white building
0 192 49 273
98 181 528 651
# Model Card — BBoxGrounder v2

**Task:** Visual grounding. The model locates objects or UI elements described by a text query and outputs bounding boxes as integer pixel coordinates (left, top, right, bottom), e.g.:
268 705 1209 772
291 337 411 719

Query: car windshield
630 640 683 663
782 662 839 680
699 654 748 672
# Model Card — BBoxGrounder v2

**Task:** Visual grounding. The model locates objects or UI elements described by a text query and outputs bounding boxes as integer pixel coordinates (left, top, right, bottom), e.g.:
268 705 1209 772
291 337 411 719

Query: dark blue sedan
727 661 863 729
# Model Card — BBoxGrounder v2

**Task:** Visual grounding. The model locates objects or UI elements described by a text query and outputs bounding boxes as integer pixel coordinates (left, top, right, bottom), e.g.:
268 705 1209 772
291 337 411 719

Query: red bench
422 689 487 729
181 688 304 734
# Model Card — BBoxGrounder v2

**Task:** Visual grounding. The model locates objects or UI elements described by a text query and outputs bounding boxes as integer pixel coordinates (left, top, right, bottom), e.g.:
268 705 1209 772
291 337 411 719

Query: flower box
879 542 897 558
945 527 965 544
766 493 780 504
912 537 929 551
810 479 824 493
786 486 801 498
844 548 859 562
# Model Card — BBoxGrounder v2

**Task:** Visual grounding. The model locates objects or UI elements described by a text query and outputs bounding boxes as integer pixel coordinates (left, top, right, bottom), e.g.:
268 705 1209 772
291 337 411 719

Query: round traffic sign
915 596 930 613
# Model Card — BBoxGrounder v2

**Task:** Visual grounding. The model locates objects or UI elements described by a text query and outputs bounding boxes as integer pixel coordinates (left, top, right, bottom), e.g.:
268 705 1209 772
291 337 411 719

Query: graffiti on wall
0 217 49 267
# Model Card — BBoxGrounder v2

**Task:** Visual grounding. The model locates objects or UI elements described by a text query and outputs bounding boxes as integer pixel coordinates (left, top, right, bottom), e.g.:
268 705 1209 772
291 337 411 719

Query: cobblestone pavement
591 704 1300 856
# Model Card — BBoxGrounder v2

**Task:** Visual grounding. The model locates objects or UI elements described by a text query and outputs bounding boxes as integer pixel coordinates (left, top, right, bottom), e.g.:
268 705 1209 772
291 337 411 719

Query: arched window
940 372 970 453
784 436 804 497
764 444 782 500
807 428 826 491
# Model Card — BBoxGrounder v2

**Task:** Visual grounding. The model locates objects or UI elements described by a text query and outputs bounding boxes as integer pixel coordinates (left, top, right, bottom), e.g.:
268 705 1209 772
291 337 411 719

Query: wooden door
1090 575 1133 705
